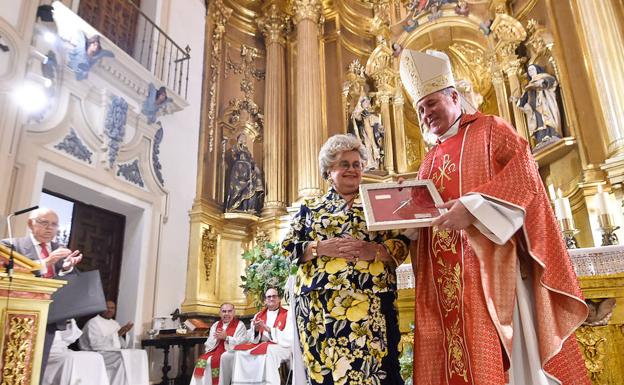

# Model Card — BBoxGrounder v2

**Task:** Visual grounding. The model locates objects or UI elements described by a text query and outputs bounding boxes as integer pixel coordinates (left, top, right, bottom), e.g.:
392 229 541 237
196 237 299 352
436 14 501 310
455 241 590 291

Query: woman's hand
336 238 390 263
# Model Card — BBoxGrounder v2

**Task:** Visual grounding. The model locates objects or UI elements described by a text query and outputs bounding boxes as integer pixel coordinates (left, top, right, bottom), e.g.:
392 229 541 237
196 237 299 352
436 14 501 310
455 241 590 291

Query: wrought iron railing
80 0 191 99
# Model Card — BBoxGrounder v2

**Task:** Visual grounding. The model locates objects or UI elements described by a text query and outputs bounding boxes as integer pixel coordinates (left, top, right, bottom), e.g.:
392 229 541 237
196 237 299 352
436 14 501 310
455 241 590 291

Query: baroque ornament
207 0 232 153
104 95 128 168
490 14 527 63
116 159 144 188
201 225 218 282
2 314 36 385
225 45 265 135
576 326 608 383
152 123 164 185
54 128 93 164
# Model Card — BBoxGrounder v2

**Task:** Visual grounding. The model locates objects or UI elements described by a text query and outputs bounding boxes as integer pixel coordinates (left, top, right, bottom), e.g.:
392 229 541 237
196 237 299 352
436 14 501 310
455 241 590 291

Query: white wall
150 0 205 317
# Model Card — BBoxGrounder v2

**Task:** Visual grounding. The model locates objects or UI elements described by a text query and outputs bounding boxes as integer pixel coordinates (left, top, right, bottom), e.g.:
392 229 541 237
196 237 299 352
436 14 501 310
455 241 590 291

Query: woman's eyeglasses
336 161 362 171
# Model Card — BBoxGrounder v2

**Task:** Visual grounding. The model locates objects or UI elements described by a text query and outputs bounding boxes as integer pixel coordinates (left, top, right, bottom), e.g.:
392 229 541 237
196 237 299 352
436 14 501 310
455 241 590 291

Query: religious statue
142 84 172 124
517 64 562 150
224 133 264 215
68 33 114 81
348 95 384 171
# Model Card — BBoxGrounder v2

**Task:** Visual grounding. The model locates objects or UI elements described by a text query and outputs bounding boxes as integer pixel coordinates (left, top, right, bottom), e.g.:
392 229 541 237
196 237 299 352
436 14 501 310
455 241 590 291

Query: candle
596 184 610 215
555 189 573 220
548 184 557 201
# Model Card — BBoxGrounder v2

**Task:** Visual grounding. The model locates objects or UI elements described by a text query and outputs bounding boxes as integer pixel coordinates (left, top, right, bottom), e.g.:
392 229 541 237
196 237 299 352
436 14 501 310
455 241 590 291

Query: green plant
240 242 297 309
399 322 414 385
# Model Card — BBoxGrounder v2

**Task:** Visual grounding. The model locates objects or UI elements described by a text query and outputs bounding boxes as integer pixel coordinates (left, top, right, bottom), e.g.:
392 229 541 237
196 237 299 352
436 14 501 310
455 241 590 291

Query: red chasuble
233 307 288 355
193 318 241 384
411 113 589 385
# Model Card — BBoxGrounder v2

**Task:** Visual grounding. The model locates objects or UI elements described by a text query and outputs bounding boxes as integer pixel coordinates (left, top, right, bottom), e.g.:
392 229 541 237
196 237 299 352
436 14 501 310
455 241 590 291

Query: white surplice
43 319 110 385
79 315 149 385
189 319 248 385
220 309 293 385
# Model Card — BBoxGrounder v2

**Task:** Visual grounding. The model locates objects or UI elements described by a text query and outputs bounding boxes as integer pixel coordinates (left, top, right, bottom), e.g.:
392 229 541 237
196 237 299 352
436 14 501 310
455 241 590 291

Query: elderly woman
281 134 409 385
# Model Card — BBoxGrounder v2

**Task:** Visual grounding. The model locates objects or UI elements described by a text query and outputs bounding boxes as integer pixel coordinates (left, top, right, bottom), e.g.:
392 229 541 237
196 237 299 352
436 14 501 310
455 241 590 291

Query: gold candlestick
558 218 579 249
598 213 620 246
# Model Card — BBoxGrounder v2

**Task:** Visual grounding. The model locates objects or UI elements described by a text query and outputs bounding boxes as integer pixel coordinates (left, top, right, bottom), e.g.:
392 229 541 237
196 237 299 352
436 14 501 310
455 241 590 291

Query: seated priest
190 303 247 385
220 288 293 385
79 300 149 385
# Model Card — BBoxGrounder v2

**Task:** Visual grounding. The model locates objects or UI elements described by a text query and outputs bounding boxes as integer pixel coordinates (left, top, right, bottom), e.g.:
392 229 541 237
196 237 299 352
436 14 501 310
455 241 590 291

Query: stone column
575 0 624 157
258 4 289 216
293 0 323 200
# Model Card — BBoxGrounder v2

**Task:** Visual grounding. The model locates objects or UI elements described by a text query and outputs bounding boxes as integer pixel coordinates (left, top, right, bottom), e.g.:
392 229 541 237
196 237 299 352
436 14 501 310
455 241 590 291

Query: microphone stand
5 213 15 281
4 205 39 280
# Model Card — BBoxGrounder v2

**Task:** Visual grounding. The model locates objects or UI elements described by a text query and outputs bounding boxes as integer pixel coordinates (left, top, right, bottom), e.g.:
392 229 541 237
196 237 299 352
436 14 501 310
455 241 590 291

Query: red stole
423 125 474 384
193 318 240 384
233 307 287 355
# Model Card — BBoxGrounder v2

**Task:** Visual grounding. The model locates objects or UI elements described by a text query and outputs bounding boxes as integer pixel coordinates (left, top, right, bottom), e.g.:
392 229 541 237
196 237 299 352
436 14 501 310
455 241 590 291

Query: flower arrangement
240 242 297 309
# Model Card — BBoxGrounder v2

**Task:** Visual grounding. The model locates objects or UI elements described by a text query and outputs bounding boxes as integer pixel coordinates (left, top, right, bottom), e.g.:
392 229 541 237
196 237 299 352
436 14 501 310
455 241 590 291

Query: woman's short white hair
318 134 368 179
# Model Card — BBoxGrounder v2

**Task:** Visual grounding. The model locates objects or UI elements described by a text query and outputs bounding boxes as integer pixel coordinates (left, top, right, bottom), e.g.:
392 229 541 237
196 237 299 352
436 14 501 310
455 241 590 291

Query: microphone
5 205 39 278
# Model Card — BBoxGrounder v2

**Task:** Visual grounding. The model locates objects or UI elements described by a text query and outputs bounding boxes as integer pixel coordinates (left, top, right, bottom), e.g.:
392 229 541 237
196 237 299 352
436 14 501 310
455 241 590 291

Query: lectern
0 243 65 384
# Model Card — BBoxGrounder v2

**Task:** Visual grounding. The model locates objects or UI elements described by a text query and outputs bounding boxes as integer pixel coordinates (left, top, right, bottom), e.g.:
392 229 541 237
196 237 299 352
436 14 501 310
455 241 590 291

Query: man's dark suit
2 235 65 276
1 236 72 382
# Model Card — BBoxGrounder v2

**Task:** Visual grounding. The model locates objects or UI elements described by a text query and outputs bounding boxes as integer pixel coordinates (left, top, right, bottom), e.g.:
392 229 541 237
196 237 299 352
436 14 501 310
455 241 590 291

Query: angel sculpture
68 33 113 81
584 298 616 326
142 84 172 124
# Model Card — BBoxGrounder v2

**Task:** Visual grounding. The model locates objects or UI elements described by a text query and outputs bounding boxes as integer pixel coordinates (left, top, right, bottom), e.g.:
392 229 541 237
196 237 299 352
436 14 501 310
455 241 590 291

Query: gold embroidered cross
433 154 456 192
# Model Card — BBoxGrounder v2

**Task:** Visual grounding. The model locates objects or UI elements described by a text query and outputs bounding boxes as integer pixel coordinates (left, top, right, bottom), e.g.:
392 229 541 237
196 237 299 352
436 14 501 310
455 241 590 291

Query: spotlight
43 31 56 43
13 82 48 113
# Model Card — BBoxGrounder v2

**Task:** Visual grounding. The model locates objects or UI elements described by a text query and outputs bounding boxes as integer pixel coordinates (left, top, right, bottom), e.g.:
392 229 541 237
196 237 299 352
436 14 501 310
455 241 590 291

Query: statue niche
224 132 264 215
517 64 562 152
348 95 384 171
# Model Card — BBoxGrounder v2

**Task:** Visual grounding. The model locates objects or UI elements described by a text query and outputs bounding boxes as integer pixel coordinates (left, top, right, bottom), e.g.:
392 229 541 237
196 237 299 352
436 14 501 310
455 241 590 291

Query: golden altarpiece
182 0 624 382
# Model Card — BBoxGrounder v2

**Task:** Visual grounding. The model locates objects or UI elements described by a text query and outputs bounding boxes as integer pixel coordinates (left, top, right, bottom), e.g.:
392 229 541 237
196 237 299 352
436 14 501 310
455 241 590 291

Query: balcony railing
74 0 191 99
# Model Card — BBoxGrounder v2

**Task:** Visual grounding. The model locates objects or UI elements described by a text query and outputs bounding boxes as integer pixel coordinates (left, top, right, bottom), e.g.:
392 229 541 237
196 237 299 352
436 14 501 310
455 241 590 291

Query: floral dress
281 187 409 385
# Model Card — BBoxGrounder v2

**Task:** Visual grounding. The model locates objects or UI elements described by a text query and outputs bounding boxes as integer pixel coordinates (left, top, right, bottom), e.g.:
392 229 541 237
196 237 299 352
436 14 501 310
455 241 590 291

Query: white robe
220 309 293 385
189 319 248 385
43 319 110 385
79 315 149 385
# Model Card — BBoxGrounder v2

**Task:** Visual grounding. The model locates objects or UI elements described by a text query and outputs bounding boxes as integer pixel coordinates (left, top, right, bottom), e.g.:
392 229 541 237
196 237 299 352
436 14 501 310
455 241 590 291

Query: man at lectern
1 207 82 277
2 207 84 382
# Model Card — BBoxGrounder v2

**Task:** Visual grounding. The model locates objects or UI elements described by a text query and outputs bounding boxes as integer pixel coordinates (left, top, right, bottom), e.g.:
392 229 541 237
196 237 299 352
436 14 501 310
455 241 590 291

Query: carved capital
212 0 233 33
257 4 291 45
490 14 526 67
292 0 322 24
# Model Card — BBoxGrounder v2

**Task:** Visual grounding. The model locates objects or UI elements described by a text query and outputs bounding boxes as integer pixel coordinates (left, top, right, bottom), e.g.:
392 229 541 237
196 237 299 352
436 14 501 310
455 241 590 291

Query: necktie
40 243 55 278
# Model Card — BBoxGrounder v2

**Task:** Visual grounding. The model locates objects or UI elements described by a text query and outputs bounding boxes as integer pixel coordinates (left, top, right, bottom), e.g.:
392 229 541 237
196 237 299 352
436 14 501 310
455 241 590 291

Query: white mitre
399 49 456 104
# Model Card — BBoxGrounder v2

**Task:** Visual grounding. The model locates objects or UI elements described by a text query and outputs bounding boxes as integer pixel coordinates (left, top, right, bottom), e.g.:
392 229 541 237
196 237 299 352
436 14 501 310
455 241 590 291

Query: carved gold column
392 92 409 173
490 67 511 123
196 0 232 205
574 0 624 158
293 0 323 200
258 4 289 217
504 61 530 142
490 13 528 139
378 94 395 173
366 38 397 174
